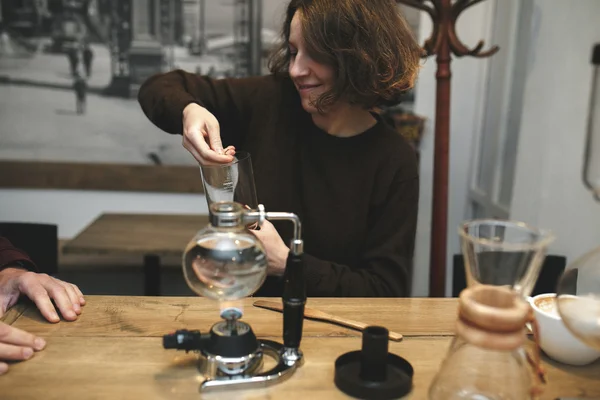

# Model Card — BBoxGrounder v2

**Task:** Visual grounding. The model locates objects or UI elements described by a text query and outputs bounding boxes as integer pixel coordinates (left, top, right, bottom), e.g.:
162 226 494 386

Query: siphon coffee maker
163 201 306 391
429 220 555 400
163 151 306 391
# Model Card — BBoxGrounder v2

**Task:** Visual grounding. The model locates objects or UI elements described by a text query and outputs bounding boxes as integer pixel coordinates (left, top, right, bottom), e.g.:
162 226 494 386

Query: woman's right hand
182 103 236 165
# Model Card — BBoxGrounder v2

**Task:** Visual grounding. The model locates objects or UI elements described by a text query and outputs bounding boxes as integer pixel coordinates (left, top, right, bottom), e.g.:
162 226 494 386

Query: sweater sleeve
137 70 268 147
303 174 419 297
0 236 37 272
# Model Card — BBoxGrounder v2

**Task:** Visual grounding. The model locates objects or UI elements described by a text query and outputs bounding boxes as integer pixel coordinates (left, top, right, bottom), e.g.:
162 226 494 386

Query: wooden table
62 213 209 296
1 297 599 399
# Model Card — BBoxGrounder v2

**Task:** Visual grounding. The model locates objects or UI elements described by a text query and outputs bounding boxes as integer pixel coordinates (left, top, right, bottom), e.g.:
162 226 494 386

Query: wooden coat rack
396 0 499 297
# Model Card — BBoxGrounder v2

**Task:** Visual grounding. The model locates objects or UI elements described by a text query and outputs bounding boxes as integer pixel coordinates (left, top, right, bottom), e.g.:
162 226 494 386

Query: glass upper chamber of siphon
182 202 267 302
429 220 555 400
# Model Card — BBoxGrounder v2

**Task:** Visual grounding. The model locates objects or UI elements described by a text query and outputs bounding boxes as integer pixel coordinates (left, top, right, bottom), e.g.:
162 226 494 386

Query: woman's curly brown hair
269 0 423 112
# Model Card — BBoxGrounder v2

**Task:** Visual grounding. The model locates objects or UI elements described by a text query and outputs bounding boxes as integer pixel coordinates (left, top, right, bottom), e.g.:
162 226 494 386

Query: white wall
0 189 208 238
511 0 600 263
411 1 495 296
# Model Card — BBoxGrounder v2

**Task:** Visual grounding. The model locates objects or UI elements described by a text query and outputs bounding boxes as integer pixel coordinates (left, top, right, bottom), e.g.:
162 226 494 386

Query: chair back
0 222 58 275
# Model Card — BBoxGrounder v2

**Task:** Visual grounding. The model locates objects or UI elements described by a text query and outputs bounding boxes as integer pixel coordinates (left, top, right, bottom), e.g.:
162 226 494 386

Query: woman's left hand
250 220 289 276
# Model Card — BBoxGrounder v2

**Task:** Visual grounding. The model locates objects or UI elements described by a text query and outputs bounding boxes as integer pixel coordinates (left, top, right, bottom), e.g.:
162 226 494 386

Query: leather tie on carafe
457 285 546 398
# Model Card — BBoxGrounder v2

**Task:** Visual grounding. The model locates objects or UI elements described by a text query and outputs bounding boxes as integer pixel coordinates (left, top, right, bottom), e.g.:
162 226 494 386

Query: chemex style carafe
429 220 555 400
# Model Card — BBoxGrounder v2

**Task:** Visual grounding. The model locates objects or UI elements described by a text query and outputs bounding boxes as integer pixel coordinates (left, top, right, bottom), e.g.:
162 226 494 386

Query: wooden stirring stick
253 300 403 342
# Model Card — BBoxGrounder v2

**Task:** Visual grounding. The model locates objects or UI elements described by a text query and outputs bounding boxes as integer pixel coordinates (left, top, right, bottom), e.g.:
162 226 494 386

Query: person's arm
0 236 84 322
138 70 266 146
304 174 419 297
0 237 36 273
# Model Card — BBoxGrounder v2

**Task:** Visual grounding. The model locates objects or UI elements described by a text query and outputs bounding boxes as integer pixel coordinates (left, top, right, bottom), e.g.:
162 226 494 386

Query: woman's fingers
182 104 234 164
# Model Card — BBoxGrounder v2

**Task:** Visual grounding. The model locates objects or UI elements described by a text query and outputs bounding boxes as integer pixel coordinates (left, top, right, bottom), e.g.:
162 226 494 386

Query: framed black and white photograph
0 0 419 192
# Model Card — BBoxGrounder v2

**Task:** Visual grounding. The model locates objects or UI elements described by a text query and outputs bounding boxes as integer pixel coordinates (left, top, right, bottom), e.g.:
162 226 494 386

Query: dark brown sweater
138 71 419 297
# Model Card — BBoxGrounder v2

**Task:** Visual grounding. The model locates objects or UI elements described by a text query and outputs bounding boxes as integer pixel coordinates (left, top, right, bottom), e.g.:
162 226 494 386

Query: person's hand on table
0 321 46 375
250 220 289 276
0 267 85 323
182 103 236 165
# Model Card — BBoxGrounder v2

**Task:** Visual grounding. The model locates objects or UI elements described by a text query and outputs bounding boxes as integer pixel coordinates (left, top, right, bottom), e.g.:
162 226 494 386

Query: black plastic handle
163 329 203 352
359 326 389 382
282 252 306 349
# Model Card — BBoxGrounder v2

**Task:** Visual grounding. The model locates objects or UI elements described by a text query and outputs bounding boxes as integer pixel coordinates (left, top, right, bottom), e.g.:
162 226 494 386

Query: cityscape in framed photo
0 0 419 187
0 0 291 168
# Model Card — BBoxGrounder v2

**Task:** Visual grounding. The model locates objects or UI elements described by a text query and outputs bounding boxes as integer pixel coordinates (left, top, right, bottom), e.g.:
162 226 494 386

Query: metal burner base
199 339 303 392
200 347 264 377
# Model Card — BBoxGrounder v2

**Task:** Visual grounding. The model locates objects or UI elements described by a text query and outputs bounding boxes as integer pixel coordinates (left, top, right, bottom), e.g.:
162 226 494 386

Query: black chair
0 222 58 275
452 254 566 297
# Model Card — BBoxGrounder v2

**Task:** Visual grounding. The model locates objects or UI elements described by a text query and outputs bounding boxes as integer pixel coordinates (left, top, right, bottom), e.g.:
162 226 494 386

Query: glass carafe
199 151 258 209
429 220 555 400
182 202 267 303
555 43 600 350
583 43 600 200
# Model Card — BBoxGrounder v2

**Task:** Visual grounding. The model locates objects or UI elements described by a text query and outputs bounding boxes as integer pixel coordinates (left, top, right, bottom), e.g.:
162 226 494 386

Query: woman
138 0 422 297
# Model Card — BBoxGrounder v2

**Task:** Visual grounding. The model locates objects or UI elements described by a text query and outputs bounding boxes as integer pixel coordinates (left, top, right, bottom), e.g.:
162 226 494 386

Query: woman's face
288 11 335 114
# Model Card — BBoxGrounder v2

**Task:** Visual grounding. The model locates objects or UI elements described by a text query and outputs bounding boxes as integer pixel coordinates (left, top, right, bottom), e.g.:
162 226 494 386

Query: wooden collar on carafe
457 284 546 398
457 285 530 350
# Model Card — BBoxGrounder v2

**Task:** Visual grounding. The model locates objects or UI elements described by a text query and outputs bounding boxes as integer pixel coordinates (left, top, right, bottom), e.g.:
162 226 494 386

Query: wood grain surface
10 297 459 338
2 296 599 400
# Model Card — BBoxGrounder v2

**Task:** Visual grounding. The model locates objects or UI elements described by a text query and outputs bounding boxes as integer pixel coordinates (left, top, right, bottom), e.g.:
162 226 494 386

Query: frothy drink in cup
534 296 560 317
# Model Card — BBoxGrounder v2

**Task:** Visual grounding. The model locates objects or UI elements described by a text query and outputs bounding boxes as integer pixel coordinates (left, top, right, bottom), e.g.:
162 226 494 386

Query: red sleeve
0 236 37 272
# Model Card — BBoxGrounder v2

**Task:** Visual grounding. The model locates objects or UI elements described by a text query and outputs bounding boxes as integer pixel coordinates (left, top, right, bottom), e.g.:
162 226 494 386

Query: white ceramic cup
528 293 600 366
